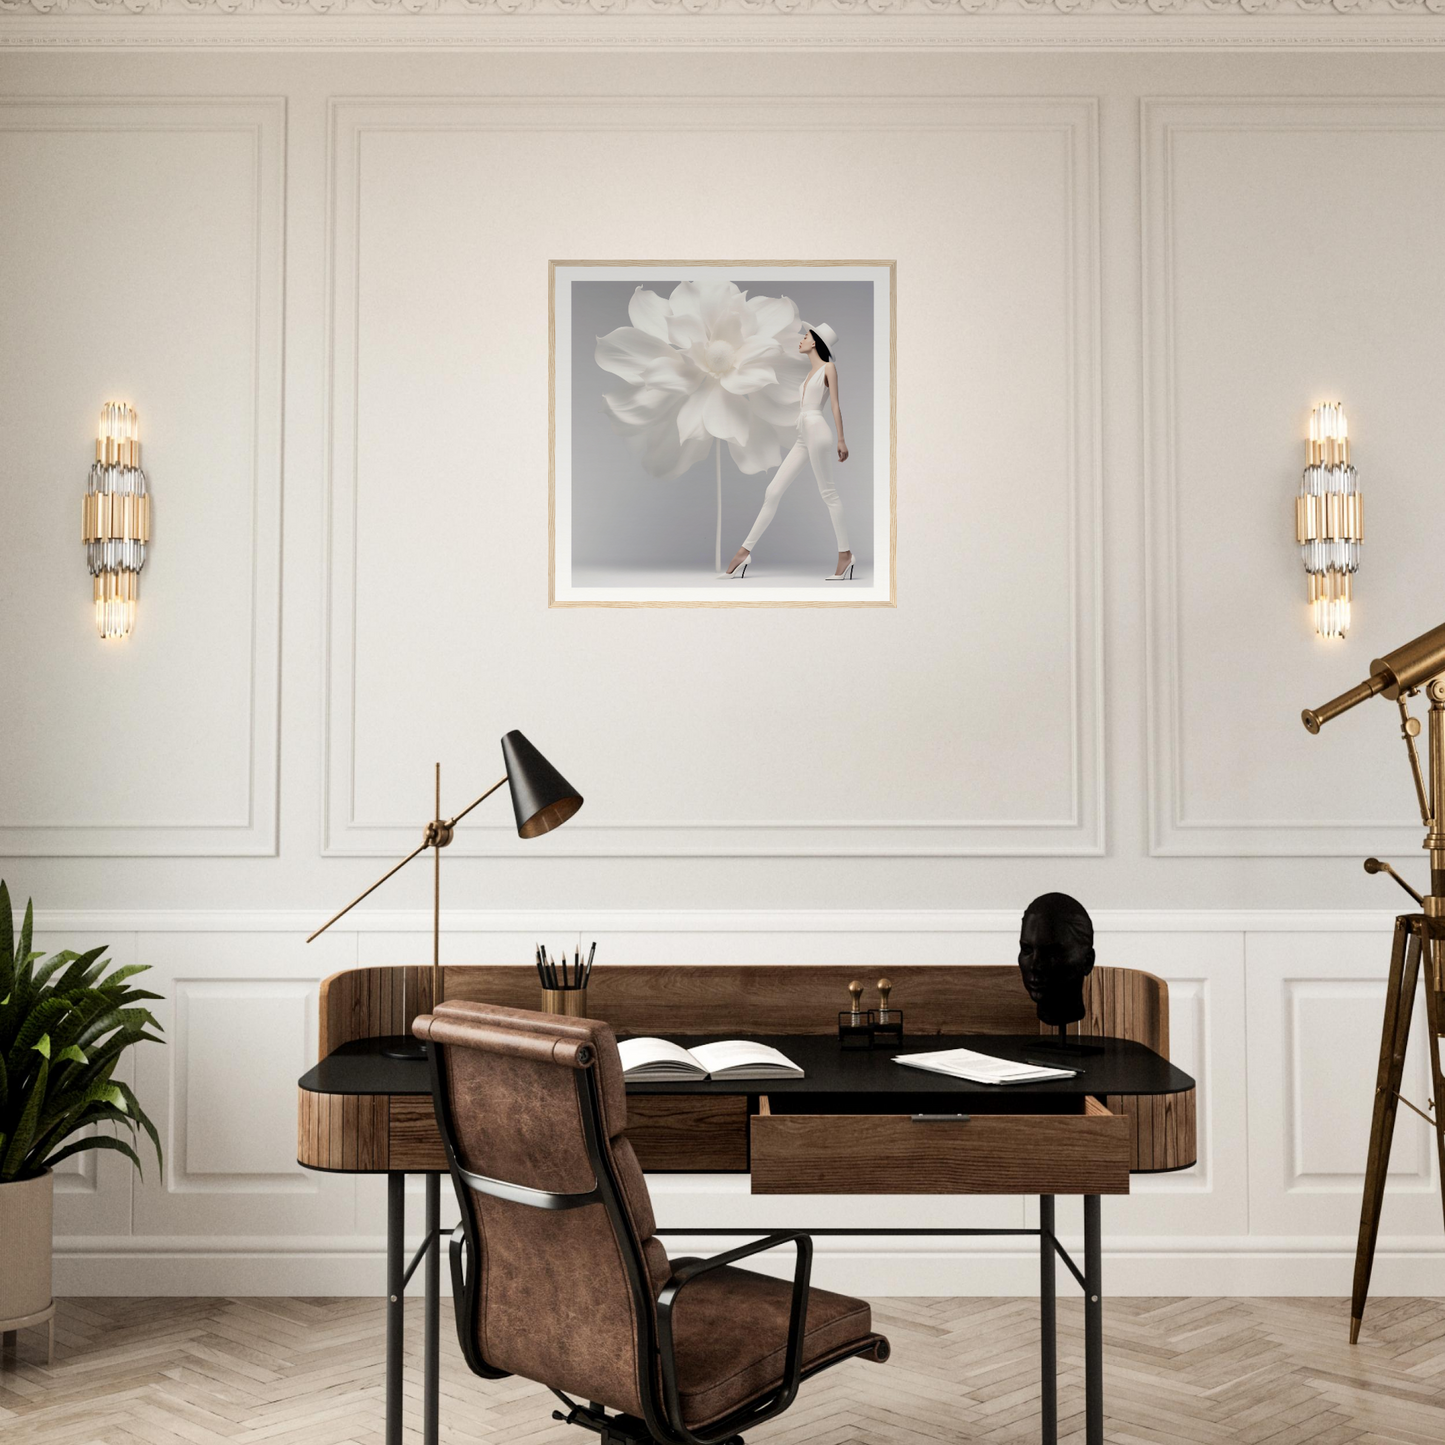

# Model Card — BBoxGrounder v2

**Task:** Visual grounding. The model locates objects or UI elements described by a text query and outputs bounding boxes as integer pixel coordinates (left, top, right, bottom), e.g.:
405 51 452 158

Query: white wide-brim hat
807 321 837 352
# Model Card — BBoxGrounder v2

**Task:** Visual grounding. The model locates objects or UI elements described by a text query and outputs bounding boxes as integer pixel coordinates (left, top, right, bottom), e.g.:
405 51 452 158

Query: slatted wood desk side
297 965 1196 1182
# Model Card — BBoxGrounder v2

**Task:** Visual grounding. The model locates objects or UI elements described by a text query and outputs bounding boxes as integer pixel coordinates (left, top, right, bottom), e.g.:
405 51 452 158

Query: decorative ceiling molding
5 0 1445 13
8 6 1445 52
7 8 1445 54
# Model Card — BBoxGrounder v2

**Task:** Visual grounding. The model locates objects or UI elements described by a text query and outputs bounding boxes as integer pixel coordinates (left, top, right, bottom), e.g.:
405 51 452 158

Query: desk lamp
307 730 583 1058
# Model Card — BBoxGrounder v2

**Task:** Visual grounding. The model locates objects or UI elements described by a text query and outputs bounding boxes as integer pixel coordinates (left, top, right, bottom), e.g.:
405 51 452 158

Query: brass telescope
1302 617 1445 1346
1302 617 1445 732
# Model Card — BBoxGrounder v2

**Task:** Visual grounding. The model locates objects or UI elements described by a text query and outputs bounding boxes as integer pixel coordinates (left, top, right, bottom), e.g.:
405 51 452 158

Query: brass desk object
1302 618 1445 1342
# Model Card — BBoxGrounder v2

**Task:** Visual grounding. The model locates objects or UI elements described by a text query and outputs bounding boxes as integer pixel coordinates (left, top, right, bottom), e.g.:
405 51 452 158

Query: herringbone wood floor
2 1296 1444 1445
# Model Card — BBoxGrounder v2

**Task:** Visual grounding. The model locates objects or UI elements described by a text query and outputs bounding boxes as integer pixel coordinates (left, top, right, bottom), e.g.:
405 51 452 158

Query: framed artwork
550 261 895 607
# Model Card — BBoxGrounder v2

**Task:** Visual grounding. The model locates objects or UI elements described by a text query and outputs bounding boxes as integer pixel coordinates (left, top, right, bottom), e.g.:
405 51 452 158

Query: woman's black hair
808 329 832 364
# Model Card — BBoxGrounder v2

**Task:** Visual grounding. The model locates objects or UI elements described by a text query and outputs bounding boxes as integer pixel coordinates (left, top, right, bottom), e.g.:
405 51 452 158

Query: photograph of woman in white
724 322 855 581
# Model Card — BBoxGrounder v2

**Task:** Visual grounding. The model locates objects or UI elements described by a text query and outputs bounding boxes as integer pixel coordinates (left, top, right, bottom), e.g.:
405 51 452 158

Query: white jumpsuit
741 366 849 553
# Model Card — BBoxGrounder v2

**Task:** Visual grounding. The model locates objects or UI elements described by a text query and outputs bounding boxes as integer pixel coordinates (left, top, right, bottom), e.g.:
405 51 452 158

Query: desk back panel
318 964 1167 1056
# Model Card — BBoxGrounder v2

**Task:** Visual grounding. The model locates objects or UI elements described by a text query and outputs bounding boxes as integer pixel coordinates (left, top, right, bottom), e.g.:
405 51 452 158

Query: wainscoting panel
323 97 1103 858
31 907 1445 1297
1143 98 1445 857
0 98 285 857
1245 928 1442 1241
129 930 359 1243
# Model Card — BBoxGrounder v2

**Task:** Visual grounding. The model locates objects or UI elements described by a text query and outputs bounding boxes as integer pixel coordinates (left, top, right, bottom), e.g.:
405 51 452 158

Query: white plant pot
0 1170 54 1327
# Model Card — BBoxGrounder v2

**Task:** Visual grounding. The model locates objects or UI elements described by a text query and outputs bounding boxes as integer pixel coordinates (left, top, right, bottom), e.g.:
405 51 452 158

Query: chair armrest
654 1233 814 1445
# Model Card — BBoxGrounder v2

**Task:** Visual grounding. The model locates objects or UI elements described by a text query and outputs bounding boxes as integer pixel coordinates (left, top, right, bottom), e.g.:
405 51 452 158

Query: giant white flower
595 280 809 480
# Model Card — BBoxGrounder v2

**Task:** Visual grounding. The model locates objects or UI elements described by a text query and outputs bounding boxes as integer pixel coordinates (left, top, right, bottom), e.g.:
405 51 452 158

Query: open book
894 1047 1077 1085
617 1037 804 1082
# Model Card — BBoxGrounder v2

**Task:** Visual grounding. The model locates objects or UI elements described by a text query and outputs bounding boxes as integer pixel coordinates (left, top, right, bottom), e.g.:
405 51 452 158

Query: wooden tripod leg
1420 928 1445 1249
1351 917 1422 1343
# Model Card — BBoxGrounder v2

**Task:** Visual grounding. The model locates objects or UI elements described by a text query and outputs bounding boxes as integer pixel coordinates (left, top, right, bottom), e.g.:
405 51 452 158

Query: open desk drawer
750 1093 1131 1195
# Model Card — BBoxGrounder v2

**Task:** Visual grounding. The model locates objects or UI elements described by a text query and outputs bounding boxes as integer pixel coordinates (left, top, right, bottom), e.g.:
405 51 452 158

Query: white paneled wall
7 43 1445 1299
32 909 1439 1297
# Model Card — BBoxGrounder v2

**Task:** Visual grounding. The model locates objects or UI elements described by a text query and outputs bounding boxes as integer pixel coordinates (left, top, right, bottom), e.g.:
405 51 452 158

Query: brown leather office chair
413 1001 889 1445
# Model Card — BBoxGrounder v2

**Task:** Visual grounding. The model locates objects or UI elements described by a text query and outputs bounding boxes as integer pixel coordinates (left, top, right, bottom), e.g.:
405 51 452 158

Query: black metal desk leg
1040 1195 1056 1445
386 1172 405 1445
1083 1194 1103 1445
425 1173 441 1445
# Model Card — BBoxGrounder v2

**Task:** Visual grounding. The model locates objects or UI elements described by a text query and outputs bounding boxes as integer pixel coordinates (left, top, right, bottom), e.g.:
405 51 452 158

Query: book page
690 1041 802 1074
617 1037 704 1074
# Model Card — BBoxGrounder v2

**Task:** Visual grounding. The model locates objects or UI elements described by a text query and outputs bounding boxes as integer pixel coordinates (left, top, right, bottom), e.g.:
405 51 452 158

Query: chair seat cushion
665 1262 885 1428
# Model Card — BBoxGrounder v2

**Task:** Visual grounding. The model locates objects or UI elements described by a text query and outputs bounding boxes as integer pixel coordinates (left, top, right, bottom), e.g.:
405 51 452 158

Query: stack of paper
893 1048 1077 1085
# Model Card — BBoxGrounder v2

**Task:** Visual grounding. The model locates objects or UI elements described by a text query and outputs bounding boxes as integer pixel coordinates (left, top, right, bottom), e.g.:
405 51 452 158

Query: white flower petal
710 309 746 350
595 326 682 385
728 426 785 475
676 384 712 443
696 280 744 335
638 353 695 391
603 384 682 429
627 286 672 342
719 362 777 395
703 383 750 445
747 294 800 341
751 389 800 426
666 313 708 351
668 280 703 321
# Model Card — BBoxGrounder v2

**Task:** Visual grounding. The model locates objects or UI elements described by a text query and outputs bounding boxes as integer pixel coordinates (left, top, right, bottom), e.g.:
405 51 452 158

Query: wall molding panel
0 97 285 858
1142 97 1445 859
24 906 1444 1297
323 96 1104 859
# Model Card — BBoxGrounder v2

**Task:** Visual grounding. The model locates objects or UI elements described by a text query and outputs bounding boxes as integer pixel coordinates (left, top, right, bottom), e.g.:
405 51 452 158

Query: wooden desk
297 965 1195 1445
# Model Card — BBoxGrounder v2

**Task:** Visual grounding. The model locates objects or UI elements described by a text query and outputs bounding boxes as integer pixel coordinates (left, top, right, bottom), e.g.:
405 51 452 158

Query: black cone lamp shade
502 730 583 838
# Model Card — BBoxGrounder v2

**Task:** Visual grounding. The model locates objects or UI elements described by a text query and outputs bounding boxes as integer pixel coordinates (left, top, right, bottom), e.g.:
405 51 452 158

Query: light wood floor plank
2 1297 1444 1443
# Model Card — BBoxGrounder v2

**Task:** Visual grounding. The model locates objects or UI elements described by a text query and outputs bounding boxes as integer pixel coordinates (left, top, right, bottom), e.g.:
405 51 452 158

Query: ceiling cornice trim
6 10 1445 52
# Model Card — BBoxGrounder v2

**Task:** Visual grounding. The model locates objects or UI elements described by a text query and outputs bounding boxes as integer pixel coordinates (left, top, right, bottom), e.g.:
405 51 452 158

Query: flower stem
714 439 722 575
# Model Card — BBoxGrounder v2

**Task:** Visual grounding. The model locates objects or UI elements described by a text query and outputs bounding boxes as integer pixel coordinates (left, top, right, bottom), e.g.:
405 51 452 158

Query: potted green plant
0 881 164 1341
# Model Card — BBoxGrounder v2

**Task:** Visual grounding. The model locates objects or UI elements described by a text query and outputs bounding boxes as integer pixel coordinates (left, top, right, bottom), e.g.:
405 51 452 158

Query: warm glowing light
1298 402 1361 640
83 402 149 640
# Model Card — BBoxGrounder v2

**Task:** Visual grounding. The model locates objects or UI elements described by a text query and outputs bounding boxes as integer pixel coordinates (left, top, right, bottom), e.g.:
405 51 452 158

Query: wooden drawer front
625 1095 749 1172
750 1097 1131 1196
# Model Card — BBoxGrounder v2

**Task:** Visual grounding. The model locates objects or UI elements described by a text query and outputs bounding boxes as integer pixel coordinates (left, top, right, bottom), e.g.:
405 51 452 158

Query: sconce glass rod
1297 401 1362 640
83 402 150 640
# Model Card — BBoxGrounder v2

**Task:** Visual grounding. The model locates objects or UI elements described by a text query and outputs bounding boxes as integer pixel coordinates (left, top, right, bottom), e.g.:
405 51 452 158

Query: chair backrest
413 1001 671 1417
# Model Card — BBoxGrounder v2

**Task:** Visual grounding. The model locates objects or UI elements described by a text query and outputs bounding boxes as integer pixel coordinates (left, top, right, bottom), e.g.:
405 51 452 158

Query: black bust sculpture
1018 892 1096 1029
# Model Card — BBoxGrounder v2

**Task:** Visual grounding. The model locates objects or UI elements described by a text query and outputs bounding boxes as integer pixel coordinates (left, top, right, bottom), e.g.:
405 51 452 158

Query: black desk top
299 1034 1194 1099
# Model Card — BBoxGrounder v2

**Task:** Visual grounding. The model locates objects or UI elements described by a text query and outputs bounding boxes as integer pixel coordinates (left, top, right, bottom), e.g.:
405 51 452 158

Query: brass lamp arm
305 773 507 944
306 838 432 943
445 775 508 831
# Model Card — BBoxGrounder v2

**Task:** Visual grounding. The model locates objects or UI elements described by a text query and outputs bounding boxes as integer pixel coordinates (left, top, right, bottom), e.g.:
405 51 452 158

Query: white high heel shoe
824 553 855 580
724 550 752 578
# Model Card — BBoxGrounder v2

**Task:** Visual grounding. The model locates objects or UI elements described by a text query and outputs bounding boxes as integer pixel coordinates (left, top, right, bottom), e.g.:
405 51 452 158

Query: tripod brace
1303 619 1445 1343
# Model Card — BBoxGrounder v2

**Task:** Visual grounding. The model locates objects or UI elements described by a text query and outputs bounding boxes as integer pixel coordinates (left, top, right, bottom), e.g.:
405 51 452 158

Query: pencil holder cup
542 987 588 1017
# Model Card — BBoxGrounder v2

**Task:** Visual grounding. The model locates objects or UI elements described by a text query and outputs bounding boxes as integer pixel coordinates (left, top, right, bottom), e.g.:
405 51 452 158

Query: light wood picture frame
550 260 896 608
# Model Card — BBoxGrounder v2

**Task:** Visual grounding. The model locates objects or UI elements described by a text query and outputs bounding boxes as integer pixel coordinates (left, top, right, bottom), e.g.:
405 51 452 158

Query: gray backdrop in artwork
569 278 875 569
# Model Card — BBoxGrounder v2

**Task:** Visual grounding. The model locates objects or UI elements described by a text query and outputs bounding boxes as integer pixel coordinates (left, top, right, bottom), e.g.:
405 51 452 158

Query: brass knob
848 979 864 1017
877 977 892 1017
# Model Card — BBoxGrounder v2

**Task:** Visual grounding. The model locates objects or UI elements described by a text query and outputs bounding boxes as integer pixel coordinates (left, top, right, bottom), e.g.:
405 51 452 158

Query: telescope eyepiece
1364 857 1384 874
1302 709 1323 735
